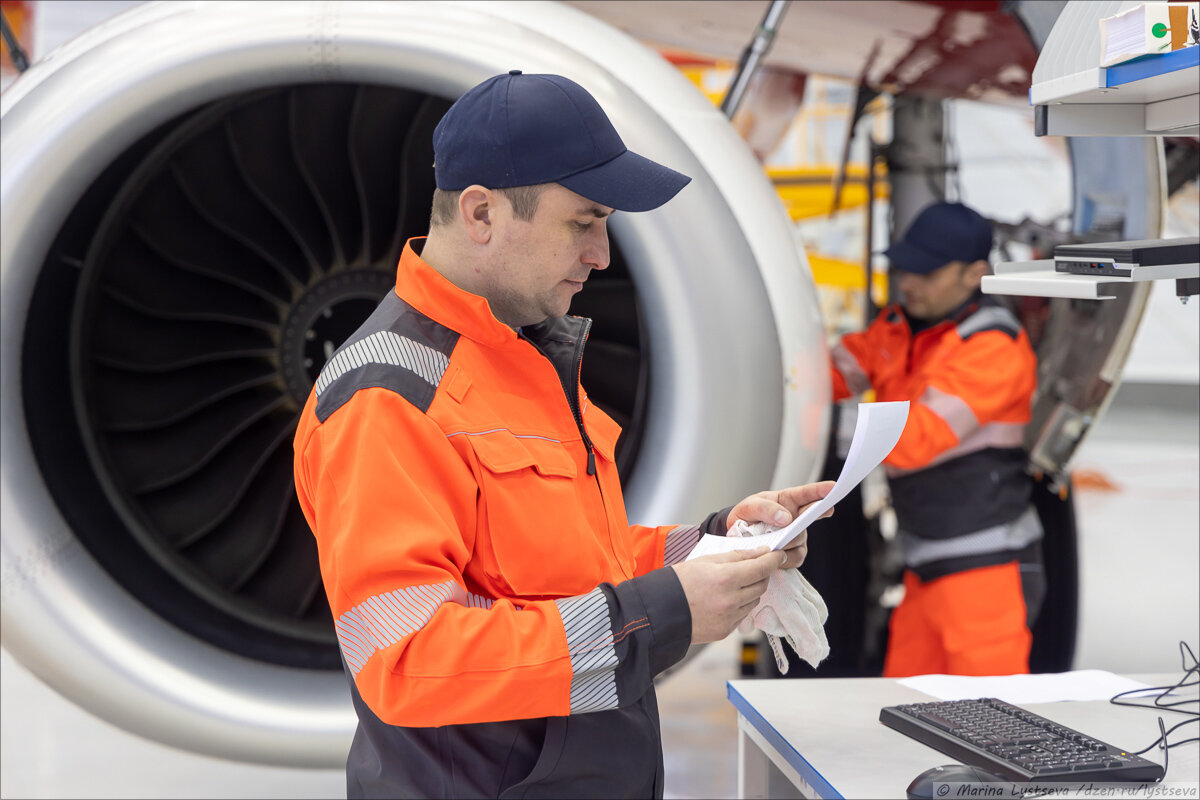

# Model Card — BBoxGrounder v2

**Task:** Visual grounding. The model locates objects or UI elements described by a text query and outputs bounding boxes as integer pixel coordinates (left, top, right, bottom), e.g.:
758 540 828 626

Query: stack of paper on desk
898 670 1156 704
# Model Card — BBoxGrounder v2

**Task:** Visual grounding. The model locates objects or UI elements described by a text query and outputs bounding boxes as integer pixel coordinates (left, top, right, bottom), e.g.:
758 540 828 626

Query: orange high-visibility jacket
294 240 709 798
831 298 1040 573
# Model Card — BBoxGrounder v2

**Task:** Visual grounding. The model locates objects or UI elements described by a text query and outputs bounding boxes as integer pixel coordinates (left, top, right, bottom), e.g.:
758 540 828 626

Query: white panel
982 271 1120 299
1145 92 1200 131
1032 0 1134 86
1041 103 1152 136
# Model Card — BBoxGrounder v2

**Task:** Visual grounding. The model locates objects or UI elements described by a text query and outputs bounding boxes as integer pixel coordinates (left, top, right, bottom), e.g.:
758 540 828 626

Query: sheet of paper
687 531 757 559
897 670 1156 704
686 401 909 560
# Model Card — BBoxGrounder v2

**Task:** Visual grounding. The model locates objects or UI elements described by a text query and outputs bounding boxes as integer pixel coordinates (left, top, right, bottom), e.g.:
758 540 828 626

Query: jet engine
0 1 828 766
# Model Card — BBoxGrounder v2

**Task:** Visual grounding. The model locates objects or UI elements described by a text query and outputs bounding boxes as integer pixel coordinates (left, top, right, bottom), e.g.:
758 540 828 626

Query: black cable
1105 641 1200 782
0 6 30 73
1156 717 1169 779
1110 641 1199 713
1128 717 1198 755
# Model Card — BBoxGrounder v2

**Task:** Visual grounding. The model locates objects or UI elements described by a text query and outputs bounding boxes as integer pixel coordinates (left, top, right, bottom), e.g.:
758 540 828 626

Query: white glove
730 520 830 673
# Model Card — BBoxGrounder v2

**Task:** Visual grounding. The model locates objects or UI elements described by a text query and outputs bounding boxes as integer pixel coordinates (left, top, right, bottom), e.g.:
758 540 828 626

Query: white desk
728 673 1198 799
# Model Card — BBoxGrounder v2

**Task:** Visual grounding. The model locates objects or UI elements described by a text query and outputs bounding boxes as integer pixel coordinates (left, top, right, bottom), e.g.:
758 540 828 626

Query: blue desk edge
726 681 844 799
1106 45 1199 87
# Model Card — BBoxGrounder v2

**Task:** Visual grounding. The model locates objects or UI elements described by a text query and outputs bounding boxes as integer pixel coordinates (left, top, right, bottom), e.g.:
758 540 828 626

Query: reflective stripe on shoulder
555 589 620 714
956 305 1020 341
315 331 448 396
314 294 459 421
336 580 494 677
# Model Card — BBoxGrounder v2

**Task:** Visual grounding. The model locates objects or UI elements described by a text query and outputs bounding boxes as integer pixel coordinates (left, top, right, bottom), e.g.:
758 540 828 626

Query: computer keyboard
880 697 1165 783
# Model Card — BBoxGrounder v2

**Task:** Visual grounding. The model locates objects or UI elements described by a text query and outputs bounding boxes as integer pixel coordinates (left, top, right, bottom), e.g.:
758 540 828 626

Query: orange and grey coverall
831 295 1044 677
294 239 726 798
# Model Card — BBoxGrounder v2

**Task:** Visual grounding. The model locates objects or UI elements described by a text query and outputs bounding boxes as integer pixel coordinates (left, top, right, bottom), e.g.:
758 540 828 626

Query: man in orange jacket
830 201 1045 679
293 71 834 799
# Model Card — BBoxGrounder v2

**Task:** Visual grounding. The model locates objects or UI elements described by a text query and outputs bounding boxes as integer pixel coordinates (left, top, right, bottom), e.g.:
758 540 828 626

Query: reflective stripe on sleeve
663 525 701 566
555 589 620 714
920 385 979 440
336 580 493 676
886 386 1026 476
831 343 871 395
886 419 1026 476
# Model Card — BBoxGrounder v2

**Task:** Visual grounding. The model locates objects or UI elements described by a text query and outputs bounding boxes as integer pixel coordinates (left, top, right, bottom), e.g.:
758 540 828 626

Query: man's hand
726 481 836 569
671 548 786 644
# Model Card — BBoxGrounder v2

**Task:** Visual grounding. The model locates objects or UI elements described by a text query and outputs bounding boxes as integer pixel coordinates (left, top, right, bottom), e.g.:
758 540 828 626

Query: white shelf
982 259 1200 299
1032 40 1199 136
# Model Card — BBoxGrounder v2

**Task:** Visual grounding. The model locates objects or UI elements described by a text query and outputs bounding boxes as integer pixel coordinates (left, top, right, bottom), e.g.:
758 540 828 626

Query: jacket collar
393 237 519 348
899 290 987 334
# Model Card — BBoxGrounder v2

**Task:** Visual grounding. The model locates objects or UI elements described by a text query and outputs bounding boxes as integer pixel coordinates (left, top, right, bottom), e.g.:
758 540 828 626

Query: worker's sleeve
883 330 1035 471
830 328 877 401
294 388 692 728
628 507 734 574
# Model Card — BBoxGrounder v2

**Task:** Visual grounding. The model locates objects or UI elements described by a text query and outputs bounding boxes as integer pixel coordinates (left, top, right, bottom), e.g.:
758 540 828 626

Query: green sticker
1152 22 1168 38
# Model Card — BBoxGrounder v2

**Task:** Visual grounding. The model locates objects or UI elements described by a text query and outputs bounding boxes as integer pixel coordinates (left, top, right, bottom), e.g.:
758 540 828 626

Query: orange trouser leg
883 571 946 677
883 562 1031 678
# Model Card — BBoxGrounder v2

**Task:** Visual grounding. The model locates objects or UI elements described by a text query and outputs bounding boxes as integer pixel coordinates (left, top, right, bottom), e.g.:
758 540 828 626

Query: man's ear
459 186 493 244
964 259 990 289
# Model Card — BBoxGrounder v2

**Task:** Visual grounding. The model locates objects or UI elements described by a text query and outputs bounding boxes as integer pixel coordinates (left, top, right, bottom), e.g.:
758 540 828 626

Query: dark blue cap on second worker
432 70 691 212
884 202 994 274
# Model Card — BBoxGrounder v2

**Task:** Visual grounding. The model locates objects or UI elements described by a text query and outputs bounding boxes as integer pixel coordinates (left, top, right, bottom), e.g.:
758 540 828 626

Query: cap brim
882 240 947 275
558 149 691 212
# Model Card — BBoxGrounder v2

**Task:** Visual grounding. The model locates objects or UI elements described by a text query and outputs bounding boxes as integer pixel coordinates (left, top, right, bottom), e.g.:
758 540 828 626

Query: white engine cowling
0 0 828 766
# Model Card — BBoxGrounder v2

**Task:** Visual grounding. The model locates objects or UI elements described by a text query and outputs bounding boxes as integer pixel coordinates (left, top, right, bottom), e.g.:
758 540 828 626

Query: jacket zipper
572 320 596 475
523 320 628 574
520 320 597 475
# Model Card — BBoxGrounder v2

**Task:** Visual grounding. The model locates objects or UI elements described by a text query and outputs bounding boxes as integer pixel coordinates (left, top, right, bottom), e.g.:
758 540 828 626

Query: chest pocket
467 429 615 598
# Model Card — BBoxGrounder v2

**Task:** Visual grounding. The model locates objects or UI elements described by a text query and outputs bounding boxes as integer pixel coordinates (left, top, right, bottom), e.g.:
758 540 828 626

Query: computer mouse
906 764 1010 800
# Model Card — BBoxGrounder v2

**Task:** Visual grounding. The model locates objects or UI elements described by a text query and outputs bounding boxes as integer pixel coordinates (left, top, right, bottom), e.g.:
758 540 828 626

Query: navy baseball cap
432 70 691 212
884 202 994 274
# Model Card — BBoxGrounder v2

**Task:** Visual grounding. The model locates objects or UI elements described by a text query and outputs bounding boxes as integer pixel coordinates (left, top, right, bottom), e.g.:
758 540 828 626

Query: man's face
894 260 983 321
484 184 612 327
